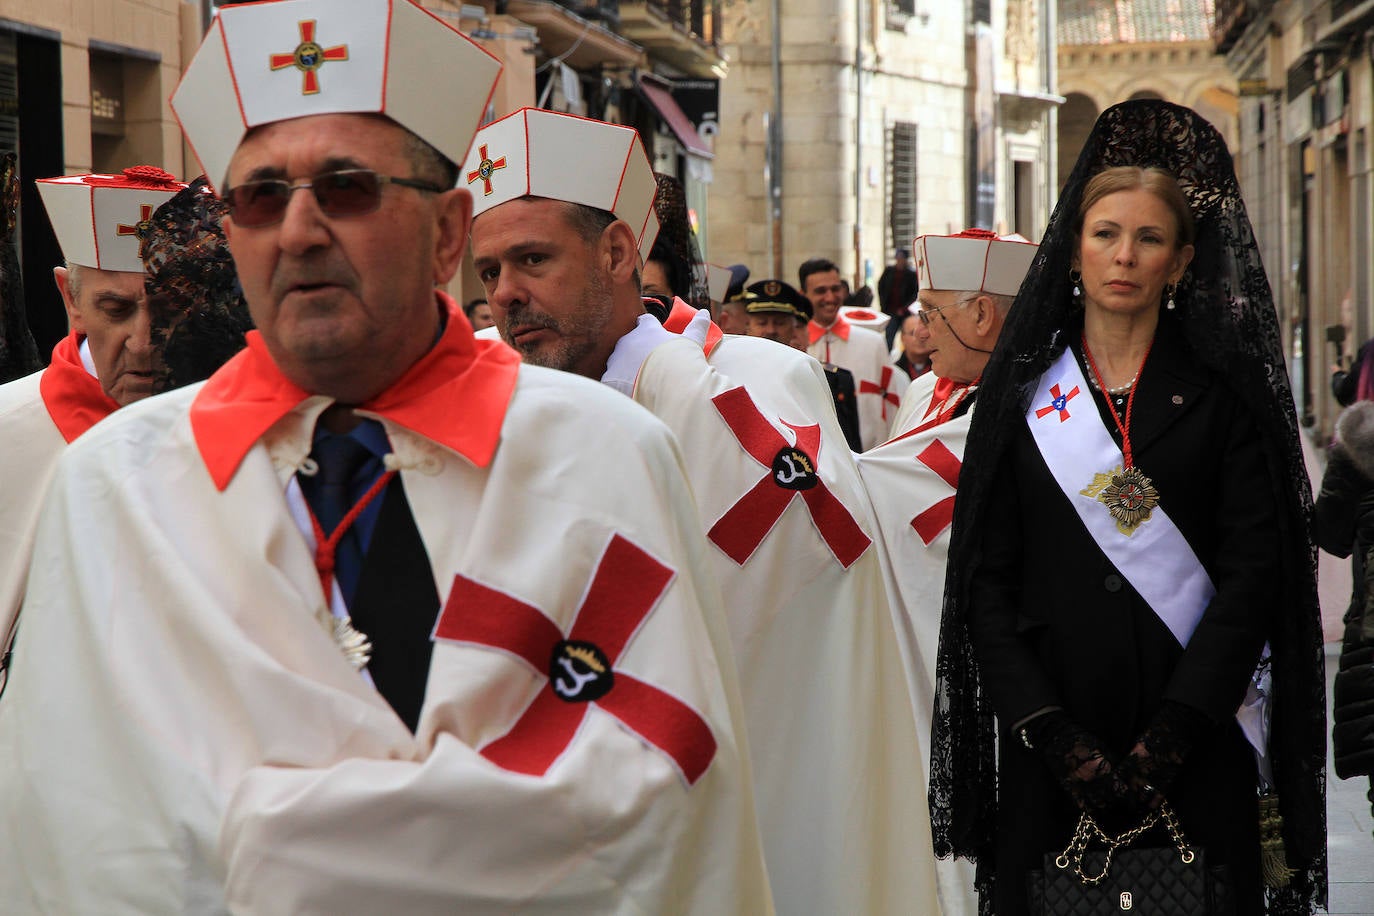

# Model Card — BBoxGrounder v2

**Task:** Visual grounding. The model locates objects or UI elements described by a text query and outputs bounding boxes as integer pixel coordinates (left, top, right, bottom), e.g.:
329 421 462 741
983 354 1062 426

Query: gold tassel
1258 792 1294 888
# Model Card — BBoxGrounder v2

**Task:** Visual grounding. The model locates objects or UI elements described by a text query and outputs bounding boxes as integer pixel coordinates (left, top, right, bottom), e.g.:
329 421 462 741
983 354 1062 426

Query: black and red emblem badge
433 534 716 784
709 386 871 567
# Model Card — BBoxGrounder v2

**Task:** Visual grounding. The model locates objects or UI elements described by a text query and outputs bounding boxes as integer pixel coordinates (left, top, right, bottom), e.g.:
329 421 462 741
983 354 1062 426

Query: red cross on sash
116 204 154 238
269 20 349 95
433 534 717 785
465 145 508 196
910 439 961 545
1034 382 1080 423
708 386 871 568
859 365 901 420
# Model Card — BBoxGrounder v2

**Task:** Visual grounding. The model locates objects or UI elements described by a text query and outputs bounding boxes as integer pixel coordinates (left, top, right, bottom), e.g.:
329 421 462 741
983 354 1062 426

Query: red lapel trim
38 333 119 444
190 292 520 491
662 296 723 358
808 314 851 345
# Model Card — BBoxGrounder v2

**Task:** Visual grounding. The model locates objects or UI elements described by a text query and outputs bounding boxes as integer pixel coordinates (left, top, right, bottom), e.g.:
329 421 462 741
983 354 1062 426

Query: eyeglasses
223 169 445 227
915 295 978 326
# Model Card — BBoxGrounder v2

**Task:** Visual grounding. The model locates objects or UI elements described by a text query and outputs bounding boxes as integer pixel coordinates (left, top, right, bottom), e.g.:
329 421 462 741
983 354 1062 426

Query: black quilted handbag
1028 803 1233 915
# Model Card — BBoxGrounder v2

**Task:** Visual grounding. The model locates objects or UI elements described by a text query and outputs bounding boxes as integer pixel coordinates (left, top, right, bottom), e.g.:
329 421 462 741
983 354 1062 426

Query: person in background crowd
461 297 494 331
932 101 1327 916
1313 399 1374 841
468 106 937 915
0 153 39 384
0 165 186 697
895 311 933 382
803 256 893 451
0 4 769 912
878 247 919 347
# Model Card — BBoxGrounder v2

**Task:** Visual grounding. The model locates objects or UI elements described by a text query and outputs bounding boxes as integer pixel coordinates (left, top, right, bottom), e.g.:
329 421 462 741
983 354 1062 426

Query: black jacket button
1104 574 1123 593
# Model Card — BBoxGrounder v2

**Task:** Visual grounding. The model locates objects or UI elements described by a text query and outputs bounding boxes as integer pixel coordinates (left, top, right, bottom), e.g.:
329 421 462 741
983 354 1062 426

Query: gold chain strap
1053 802 1196 886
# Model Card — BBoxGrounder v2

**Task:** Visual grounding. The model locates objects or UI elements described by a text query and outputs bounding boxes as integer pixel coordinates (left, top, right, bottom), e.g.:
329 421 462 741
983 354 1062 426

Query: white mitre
913 227 1039 296
170 0 502 192
36 166 187 272
463 107 660 261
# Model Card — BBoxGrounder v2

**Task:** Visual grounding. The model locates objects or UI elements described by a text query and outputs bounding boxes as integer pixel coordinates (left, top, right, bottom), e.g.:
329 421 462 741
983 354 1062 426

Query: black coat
1313 401 1374 781
969 326 1275 915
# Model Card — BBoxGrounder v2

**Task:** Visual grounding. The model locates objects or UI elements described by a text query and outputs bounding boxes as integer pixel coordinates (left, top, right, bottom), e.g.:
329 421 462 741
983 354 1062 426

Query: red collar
887 376 976 444
662 297 724 357
39 332 119 443
808 314 851 345
190 293 520 491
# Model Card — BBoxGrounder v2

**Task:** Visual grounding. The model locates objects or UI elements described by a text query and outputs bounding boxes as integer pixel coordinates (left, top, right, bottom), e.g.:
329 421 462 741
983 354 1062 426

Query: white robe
856 369 979 916
0 326 771 915
808 317 895 451
635 332 939 915
0 333 115 676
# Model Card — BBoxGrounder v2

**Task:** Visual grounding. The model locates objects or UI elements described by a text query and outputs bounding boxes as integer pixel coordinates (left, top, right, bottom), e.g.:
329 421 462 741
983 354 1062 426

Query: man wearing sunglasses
854 228 1037 916
0 1 769 913
467 107 939 916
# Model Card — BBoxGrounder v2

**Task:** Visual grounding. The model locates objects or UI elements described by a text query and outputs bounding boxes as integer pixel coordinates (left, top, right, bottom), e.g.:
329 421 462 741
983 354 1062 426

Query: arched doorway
1058 92 1099 190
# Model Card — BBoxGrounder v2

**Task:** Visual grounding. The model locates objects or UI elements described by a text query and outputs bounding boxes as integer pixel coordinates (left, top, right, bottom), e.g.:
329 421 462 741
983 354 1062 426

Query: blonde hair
1076 166 1194 248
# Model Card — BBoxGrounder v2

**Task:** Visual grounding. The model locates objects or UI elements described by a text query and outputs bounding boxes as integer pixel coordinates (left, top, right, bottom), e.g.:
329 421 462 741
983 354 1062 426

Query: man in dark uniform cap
742 278 861 452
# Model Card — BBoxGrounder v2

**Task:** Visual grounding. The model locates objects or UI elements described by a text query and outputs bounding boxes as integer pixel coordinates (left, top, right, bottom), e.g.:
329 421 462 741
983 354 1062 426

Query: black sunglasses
223 168 445 227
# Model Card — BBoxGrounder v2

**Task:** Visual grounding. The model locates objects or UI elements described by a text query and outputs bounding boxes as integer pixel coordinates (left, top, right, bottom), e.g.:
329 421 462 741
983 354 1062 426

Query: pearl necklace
1087 373 1137 395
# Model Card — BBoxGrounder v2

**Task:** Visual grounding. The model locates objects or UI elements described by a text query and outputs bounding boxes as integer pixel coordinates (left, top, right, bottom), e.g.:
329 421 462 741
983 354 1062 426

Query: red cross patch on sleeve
433 534 718 786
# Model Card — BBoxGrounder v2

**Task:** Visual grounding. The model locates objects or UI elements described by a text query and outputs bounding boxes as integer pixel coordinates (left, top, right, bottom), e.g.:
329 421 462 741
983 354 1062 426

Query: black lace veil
143 176 253 391
0 152 41 383
930 100 1327 914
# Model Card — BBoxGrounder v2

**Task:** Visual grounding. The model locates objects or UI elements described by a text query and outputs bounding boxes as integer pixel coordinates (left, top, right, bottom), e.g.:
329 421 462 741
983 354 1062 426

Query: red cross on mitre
269 20 349 96
116 204 154 238
432 533 717 785
707 386 871 568
859 365 902 420
910 439 962 545
1034 382 1080 423
465 145 508 196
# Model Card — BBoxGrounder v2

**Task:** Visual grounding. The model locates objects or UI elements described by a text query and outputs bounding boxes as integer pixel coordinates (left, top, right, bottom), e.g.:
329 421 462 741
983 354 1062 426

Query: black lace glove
1116 700 1213 811
1020 709 1140 831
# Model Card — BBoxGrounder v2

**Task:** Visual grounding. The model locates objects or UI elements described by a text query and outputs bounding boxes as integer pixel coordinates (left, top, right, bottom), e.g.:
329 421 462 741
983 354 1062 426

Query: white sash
1026 348 1214 644
1026 348 1272 779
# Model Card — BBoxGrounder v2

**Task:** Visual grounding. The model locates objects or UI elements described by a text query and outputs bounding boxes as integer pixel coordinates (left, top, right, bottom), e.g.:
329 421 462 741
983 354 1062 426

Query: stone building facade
1218 0 1374 438
708 0 1058 291
1057 0 1238 189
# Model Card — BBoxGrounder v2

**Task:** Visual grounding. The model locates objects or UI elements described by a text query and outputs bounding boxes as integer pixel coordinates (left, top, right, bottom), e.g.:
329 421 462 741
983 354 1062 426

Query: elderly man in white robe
0 166 185 692
857 227 1038 916
0 2 771 913
465 107 938 915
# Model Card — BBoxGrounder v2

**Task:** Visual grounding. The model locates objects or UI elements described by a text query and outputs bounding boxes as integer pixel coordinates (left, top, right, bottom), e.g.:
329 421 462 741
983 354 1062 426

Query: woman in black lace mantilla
930 100 1327 915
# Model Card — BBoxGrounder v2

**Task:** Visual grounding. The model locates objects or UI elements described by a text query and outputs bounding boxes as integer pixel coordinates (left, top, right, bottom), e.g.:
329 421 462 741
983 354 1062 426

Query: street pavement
1301 428 1374 915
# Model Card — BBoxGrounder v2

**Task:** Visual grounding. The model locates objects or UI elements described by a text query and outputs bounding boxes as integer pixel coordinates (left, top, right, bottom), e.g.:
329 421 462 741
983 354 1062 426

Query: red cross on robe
707 386 871 568
910 439 961 545
116 204 153 237
432 533 717 785
269 20 349 95
465 145 508 196
859 365 901 420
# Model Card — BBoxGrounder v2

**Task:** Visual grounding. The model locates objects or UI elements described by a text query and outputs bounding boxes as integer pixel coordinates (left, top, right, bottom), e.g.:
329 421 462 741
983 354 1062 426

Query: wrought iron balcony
620 0 722 50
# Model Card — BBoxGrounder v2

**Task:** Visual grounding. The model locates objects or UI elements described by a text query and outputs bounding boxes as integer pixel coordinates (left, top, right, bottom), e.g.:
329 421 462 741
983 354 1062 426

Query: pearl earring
1070 268 1082 299
1165 282 1177 310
